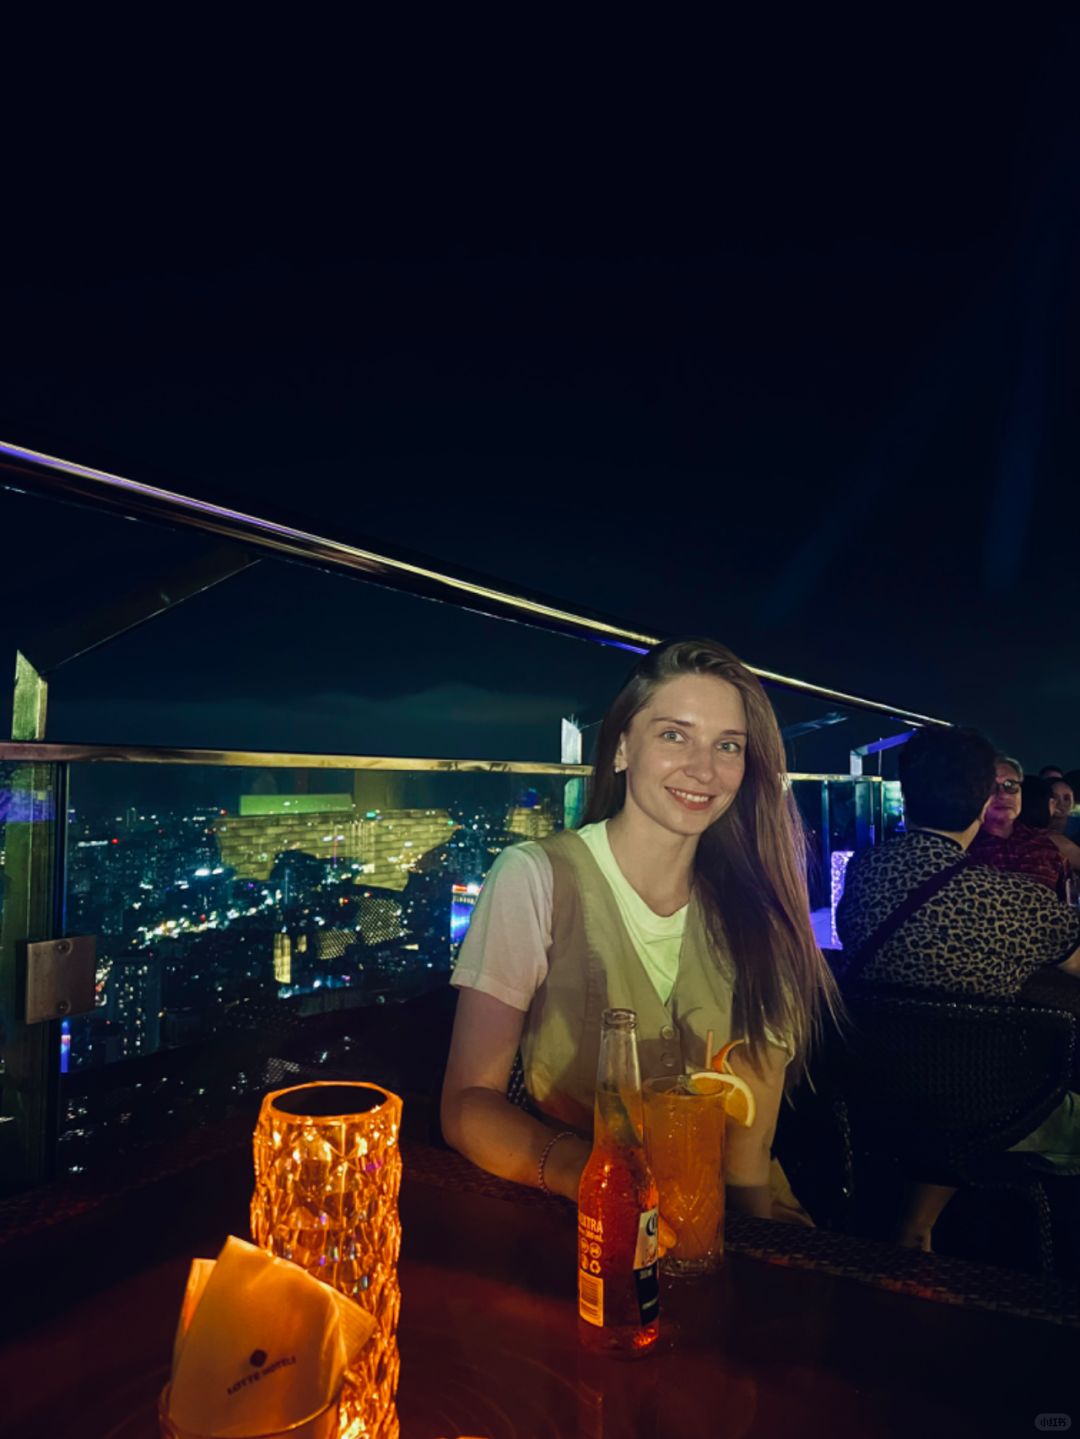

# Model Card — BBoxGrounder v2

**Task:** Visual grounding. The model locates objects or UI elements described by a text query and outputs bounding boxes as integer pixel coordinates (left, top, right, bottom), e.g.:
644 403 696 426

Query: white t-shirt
452 821 686 1012
452 822 794 1059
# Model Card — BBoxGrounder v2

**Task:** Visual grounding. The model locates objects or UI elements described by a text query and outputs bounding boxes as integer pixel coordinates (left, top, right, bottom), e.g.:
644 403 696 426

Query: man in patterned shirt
836 727 1080 1246
836 727 1080 998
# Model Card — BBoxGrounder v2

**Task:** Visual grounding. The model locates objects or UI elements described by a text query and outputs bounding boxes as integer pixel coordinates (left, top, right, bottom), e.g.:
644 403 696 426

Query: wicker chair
838 989 1078 1273
772 1010 855 1231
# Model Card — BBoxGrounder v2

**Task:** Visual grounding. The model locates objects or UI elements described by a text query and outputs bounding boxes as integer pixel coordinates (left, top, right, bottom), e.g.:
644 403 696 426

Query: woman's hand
658 1215 678 1256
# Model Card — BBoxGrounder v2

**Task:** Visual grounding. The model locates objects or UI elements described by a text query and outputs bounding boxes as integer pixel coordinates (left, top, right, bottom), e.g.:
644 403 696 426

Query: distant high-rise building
450 882 481 952
361 809 458 890
107 956 163 1056
505 801 556 841
355 896 403 946
270 850 328 908
316 928 356 961
273 932 292 984
215 801 457 890
216 804 363 881
239 793 353 817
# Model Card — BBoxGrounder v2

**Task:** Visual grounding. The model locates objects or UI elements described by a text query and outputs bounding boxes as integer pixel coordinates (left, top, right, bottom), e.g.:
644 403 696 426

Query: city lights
56 781 563 1176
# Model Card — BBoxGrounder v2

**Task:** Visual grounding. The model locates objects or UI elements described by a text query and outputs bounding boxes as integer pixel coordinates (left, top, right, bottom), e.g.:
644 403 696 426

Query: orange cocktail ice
642 1074 728 1275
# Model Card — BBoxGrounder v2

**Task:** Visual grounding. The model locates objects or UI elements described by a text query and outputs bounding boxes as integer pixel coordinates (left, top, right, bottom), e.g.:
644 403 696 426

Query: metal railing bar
787 773 885 783
0 742 886 784
1 439 951 729
0 741 592 774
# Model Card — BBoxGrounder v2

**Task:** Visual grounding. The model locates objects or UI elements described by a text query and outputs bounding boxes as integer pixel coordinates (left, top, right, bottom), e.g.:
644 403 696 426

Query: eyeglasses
993 779 1021 795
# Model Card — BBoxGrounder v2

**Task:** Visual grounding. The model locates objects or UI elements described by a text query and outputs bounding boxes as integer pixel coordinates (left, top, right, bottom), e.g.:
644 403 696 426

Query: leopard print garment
836 831 1080 998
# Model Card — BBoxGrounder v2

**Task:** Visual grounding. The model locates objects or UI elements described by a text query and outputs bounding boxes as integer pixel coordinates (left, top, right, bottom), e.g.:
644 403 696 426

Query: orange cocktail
642 1074 727 1275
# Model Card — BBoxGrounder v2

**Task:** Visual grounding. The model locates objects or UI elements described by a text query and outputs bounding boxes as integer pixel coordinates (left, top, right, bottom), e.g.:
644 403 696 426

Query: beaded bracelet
538 1129 577 1197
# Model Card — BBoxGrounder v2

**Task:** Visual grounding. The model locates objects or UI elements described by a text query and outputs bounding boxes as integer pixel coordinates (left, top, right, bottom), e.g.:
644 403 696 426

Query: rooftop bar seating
1 441 1077 1436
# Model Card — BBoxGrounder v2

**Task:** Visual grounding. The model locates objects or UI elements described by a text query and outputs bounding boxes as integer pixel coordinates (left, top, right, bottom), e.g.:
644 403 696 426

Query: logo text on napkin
227 1353 298 1395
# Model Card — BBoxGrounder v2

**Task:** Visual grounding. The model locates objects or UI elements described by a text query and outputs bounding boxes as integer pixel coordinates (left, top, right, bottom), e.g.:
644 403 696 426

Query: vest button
660 1025 675 1041
662 1053 676 1069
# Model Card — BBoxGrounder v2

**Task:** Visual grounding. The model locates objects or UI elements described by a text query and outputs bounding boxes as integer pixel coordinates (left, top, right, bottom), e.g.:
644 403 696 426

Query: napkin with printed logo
166 1235 374 1438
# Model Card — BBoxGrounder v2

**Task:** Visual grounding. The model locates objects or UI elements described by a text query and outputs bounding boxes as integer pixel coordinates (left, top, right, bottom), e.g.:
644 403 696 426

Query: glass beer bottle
577 1008 660 1356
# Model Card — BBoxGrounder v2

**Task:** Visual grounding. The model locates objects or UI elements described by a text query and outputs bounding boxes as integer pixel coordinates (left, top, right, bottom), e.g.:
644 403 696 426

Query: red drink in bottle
577 1008 660 1356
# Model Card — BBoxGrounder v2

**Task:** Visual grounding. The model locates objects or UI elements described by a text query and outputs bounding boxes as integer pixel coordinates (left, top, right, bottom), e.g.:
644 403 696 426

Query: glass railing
2 745 592 1184
0 741 893 1186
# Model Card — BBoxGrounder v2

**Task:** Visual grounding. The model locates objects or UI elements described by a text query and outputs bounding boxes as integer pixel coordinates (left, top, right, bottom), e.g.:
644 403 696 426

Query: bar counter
2 1142 1077 1437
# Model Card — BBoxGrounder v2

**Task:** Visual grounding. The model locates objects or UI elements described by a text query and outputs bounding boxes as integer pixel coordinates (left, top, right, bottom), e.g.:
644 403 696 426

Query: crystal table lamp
251 1082 403 1439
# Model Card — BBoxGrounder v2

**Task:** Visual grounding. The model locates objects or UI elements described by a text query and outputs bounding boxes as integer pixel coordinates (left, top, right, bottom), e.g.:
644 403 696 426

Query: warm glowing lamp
251 1082 403 1439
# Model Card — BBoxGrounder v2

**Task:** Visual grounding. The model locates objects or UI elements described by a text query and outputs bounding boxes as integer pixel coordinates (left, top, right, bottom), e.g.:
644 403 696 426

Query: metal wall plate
24 936 97 1024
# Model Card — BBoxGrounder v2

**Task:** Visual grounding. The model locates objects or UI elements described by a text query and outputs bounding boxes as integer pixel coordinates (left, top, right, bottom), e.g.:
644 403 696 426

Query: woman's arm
1050 830 1080 874
440 987 590 1201
723 1041 787 1219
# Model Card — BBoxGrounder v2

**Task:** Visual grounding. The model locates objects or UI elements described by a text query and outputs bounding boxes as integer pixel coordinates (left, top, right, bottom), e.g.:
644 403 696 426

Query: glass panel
0 758 62 1192
0 484 243 672
57 760 576 1176
0 482 636 760
789 775 899 952
3 480 933 1188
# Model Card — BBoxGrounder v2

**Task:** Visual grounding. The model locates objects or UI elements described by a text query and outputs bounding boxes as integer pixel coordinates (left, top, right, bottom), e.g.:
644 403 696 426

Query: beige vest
520 830 735 1134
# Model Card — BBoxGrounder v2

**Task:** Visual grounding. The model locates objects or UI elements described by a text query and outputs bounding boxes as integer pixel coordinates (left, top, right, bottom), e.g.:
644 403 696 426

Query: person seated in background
836 730 1080 999
1039 765 1065 780
967 755 1066 891
1047 775 1080 891
1013 775 1071 899
1065 770 1080 843
1023 771 1080 1020
836 727 1080 1247
1050 775 1075 829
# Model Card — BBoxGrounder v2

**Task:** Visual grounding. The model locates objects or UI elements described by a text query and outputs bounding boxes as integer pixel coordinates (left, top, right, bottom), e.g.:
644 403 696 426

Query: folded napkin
167 1236 375 1438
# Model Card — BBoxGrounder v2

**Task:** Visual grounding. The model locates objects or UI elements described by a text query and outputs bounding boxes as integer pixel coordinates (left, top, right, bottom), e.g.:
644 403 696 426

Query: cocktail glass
158 1382 342 1438
642 1074 727 1275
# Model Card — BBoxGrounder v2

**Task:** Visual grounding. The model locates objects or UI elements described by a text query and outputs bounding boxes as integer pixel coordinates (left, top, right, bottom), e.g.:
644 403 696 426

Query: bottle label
634 1209 659 1268
577 1207 660 1329
578 1267 605 1327
635 1260 660 1325
578 1210 605 1326
633 1210 660 1325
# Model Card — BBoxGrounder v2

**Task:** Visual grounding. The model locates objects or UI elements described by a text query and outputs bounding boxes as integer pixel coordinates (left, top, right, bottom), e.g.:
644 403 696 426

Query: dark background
2 17 1078 771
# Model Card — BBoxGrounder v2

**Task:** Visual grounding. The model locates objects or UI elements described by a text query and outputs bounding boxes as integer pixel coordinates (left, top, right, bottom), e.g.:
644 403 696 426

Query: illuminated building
240 793 354 816
360 810 458 891
317 928 356 961
505 801 556 841
216 801 457 892
106 955 163 1056
273 931 292 984
216 806 364 880
355 896 404 946
450 883 481 951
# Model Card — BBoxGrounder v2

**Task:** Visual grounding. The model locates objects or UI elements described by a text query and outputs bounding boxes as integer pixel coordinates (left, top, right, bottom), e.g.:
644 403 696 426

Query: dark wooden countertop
2 1143 1078 1438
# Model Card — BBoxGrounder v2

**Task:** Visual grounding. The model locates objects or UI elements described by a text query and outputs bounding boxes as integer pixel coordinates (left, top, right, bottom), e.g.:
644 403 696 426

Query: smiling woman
441 637 840 1222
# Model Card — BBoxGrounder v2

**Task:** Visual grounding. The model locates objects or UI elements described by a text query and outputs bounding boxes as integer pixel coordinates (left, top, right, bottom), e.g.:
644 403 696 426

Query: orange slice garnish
686 1070 756 1127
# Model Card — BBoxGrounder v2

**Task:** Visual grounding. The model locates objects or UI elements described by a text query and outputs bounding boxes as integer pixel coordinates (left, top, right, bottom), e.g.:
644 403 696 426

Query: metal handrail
0 439 951 729
0 741 591 774
0 740 884 782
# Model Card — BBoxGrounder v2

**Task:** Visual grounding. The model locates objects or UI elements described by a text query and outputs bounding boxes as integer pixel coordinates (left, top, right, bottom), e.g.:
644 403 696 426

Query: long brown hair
583 637 839 1082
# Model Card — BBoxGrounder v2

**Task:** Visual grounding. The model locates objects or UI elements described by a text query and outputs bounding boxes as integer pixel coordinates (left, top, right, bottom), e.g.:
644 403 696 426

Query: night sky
2 20 1078 773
